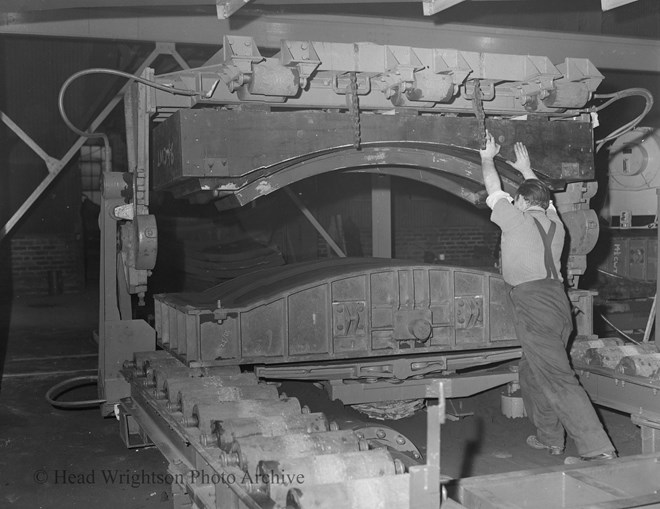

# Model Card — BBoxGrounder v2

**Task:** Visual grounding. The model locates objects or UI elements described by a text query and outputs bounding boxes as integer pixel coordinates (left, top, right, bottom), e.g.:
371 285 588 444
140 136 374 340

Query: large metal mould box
153 258 518 365
151 109 595 194
458 452 660 509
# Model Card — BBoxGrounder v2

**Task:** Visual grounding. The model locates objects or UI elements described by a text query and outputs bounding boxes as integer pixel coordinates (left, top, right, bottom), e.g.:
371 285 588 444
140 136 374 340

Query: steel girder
0 14 658 73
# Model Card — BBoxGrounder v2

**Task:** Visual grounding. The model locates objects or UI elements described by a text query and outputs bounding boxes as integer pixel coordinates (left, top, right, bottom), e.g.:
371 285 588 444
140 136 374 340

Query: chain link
471 79 486 150
347 73 361 150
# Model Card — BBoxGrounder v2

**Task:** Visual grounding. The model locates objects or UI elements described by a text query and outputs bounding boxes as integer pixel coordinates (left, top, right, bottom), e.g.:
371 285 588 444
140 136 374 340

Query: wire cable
590 88 654 153
58 67 199 165
598 313 641 345
45 375 106 409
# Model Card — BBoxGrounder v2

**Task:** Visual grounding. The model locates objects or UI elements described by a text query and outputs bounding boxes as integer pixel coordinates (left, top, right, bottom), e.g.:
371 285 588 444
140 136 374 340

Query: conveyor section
121 349 660 509
119 351 443 509
570 338 660 454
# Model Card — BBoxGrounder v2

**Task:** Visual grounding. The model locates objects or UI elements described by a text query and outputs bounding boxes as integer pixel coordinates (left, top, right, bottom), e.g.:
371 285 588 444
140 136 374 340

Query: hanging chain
347 72 361 150
471 79 486 150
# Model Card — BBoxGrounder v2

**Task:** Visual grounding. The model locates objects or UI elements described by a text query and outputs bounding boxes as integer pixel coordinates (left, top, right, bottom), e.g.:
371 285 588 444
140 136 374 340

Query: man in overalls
480 131 616 463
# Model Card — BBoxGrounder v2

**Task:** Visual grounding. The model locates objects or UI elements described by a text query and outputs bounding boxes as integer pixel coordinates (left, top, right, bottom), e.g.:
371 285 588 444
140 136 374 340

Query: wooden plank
152 109 594 192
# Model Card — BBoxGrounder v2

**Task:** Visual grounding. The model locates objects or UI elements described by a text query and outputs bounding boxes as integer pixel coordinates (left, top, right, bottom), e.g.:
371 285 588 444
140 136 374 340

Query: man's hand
479 131 500 160
506 142 535 180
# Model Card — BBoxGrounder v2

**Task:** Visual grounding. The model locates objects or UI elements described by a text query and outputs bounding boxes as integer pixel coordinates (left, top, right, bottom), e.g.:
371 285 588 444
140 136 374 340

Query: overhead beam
0 13 657 72
216 0 253 19
0 0 427 10
422 0 467 15
601 0 640 10
0 0 643 12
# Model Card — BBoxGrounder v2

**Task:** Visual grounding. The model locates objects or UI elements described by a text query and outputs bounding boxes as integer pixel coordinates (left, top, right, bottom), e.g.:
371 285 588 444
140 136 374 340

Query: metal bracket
280 40 321 88
220 35 264 92
455 296 484 329
464 80 495 101
332 73 371 96
325 370 519 404
433 49 472 86
376 46 424 100
118 401 154 448
559 58 604 92
410 380 445 509
333 301 367 337
631 414 660 454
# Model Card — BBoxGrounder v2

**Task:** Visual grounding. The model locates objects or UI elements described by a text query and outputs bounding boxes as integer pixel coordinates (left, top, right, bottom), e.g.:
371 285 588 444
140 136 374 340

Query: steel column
656 188 660 348
372 174 392 258
98 44 189 412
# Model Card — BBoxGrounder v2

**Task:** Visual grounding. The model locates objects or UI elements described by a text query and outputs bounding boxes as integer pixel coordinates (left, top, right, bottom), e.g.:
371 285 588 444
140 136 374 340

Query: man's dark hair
515 179 551 209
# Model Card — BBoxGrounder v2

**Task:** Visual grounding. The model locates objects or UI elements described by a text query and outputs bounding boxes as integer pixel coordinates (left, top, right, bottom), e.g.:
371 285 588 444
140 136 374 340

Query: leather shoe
564 451 617 465
526 435 564 455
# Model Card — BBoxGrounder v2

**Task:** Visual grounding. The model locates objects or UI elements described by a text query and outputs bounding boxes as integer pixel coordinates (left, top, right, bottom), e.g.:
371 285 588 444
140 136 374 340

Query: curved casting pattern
222 142 527 207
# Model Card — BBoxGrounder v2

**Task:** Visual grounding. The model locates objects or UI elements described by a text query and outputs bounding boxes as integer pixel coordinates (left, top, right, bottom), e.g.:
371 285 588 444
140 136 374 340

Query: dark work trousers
509 279 614 457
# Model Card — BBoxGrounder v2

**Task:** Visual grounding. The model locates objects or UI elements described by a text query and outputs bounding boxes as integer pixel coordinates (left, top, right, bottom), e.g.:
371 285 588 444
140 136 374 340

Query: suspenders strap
532 217 559 280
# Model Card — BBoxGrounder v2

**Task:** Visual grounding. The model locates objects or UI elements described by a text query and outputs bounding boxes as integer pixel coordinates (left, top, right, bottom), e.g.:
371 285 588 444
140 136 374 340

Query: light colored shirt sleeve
491 196 525 232
486 190 513 210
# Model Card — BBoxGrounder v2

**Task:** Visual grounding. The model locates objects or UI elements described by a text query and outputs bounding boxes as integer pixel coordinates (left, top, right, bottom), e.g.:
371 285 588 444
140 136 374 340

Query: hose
58 67 199 166
590 88 654 153
45 375 106 409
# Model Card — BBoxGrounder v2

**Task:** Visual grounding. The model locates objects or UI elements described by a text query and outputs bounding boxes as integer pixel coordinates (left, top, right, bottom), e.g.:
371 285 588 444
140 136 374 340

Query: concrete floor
0 285 645 508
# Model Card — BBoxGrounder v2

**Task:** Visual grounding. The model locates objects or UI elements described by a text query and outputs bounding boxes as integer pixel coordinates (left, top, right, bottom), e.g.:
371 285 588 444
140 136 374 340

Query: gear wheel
351 399 426 420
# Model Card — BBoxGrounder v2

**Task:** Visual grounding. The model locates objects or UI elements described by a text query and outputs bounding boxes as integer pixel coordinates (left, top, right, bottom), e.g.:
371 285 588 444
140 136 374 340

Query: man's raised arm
479 131 504 196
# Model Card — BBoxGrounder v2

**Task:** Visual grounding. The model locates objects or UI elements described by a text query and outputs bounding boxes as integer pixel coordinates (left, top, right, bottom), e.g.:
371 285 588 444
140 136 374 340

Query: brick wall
310 175 503 267
317 223 501 269
394 225 501 268
7 234 85 295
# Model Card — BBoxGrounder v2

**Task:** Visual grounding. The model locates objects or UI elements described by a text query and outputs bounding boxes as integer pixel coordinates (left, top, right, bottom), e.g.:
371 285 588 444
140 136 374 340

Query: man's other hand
507 142 532 173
